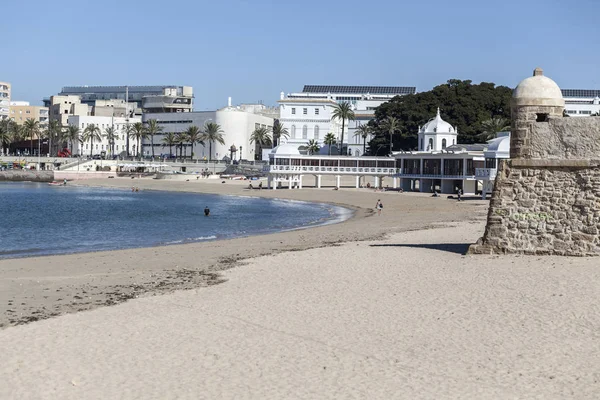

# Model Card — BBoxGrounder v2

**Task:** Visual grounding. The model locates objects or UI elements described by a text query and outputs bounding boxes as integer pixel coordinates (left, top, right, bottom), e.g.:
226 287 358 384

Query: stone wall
469 159 600 256
0 170 54 182
529 117 600 159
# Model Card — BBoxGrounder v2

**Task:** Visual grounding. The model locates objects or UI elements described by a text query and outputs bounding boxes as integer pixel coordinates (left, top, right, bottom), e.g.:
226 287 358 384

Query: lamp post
239 145 242 161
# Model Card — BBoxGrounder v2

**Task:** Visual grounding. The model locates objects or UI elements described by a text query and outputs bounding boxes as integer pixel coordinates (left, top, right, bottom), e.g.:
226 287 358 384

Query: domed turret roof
420 108 457 134
512 67 564 107
270 144 300 155
486 132 510 153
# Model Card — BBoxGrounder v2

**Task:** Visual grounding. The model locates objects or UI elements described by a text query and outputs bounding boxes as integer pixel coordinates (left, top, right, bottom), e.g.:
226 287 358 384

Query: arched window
314 125 319 140
428 138 433 151
420 139 423 150
302 125 308 139
442 139 447 149
291 125 296 139
453 139 455 145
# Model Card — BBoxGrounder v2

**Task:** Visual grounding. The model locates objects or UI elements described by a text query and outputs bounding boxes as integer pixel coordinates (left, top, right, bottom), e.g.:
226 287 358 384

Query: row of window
290 125 320 140
420 138 455 150
566 109 594 115
291 107 320 116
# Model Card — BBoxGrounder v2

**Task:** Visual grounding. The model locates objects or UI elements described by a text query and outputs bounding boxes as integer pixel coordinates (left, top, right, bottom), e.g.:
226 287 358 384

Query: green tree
103 126 118 156
477 117 511 141
162 132 177 157
331 102 355 156
132 122 146 158
185 125 204 159
0 120 11 154
323 132 337 156
81 123 102 157
250 126 272 157
201 122 225 161
307 139 320 155
144 119 163 158
23 118 39 155
175 132 188 158
369 79 513 153
122 123 133 157
382 116 401 155
354 123 372 156
45 120 62 156
271 119 289 147
64 125 81 155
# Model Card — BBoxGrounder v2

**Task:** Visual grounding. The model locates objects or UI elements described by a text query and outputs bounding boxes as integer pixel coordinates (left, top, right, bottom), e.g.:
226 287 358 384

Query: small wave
76 196 136 202
164 235 217 245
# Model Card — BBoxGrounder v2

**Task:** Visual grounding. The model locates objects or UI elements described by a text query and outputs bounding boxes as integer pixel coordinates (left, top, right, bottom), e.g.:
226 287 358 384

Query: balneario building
470 68 600 256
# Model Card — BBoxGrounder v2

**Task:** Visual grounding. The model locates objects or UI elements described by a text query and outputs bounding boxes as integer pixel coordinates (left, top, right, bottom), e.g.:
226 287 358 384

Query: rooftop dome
512 67 564 107
270 143 300 155
486 132 511 153
420 108 457 134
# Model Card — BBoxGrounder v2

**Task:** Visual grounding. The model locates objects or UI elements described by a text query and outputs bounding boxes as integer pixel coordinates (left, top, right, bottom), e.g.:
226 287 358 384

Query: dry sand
1 178 599 399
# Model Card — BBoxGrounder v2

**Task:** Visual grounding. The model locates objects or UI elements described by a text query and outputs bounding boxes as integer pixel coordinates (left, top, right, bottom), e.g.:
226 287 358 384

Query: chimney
533 67 543 76
280 91 285 100
228 97 232 107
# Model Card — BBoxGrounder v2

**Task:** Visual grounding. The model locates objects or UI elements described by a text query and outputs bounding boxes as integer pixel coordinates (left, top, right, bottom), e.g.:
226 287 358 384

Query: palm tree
162 132 177 157
132 122 146 158
271 119 289 147
331 102 355 156
382 116 400 155
323 132 337 156
64 125 81 155
307 139 320 155
122 123 133 157
354 124 371 155
81 123 102 157
201 122 225 161
185 125 204 160
250 126 272 157
0 121 11 155
144 119 163 158
175 132 188 158
23 118 39 155
45 120 62 156
477 117 510 141
103 126 118 156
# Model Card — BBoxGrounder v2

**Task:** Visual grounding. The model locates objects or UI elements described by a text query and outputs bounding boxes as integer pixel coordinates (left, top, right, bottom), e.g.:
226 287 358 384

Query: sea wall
54 171 117 181
469 159 600 256
0 170 54 182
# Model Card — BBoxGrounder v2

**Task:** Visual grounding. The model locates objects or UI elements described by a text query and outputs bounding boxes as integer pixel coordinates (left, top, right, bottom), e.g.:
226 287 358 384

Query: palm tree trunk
191 142 194 160
363 137 366 155
209 142 212 161
90 139 93 157
151 135 154 158
340 120 345 156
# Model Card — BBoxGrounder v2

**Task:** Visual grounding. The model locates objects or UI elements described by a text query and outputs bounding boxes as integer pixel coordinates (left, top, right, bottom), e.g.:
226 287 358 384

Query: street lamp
239 145 242 161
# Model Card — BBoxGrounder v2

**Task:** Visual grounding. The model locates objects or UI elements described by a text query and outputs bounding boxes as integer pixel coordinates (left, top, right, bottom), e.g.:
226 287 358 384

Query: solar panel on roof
302 85 416 95
562 89 600 98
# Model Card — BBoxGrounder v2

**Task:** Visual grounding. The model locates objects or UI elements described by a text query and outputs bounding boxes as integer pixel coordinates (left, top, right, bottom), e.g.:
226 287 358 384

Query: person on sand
258 182 263 190
457 187 463 202
376 199 383 216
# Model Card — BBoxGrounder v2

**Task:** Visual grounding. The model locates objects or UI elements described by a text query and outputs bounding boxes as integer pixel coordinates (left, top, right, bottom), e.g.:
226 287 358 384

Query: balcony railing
266 165 399 175
475 168 497 180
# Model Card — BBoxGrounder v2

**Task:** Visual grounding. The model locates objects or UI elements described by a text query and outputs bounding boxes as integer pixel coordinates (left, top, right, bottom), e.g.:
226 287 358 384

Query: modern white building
142 100 277 160
561 89 600 116
278 85 416 156
0 81 11 120
265 109 510 196
68 115 142 157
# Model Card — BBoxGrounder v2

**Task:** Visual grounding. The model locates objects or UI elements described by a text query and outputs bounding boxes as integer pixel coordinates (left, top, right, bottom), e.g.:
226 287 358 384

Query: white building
68 115 142 157
0 81 11 120
278 85 416 156
417 108 458 151
142 99 277 160
562 89 600 116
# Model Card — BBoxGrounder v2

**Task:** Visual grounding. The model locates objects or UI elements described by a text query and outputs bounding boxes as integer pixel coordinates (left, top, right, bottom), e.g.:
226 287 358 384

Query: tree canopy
367 79 513 154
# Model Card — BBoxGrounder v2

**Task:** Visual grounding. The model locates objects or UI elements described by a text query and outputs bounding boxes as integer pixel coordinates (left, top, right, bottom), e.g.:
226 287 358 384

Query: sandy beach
1 178 599 399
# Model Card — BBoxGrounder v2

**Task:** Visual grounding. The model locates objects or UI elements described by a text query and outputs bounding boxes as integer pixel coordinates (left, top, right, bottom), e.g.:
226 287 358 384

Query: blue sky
4 0 599 109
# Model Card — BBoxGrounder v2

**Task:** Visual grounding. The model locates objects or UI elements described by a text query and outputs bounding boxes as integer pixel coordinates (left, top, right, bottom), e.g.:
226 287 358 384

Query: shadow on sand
369 243 471 255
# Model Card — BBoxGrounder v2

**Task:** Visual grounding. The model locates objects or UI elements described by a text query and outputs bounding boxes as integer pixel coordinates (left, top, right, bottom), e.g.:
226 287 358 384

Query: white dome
486 132 510 153
420 108 456 134
512 67 564 107
270 144 300 155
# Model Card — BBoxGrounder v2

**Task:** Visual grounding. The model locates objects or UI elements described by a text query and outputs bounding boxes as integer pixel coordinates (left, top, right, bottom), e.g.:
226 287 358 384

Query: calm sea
0 182 350 259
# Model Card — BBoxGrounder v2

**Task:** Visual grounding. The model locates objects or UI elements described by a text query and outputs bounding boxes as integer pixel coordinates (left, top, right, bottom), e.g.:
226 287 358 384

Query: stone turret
510 67 565 159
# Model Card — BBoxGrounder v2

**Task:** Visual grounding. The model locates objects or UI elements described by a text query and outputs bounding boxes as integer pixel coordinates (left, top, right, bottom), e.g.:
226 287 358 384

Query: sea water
0 182 351 259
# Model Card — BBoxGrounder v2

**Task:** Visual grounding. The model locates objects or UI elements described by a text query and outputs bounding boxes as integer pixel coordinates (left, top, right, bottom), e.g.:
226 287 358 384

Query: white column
288 176 293 189
336 175 341 188
299 175 303 189
317 175 322 189
268 176 272 189
393 177 398 188
355 176 360 188
374 176 379 188
273 176 277 190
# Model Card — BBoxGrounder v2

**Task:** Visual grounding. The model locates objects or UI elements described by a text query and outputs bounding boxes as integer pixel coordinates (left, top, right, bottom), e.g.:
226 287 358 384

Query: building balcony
475 168 497 180
265 165 399 175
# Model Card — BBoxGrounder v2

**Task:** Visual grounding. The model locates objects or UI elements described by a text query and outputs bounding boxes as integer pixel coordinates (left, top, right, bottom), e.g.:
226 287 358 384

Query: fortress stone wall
469 68 600 256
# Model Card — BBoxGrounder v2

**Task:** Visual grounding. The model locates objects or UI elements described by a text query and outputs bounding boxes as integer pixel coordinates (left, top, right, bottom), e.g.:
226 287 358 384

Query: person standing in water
376 199 383 216
204 206 210 216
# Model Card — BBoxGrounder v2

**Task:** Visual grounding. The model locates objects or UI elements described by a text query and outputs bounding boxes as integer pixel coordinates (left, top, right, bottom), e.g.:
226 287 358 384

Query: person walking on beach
457 187 463 202
376 199 383 216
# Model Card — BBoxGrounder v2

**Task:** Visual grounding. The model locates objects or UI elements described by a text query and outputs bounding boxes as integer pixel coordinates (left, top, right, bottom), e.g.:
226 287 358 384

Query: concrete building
9 101 49 127
48 95 90 125
561 89 600 116
278 85 416 156
0 82 11 120
67 115 142 157
142 100 276 160
55 85 193 115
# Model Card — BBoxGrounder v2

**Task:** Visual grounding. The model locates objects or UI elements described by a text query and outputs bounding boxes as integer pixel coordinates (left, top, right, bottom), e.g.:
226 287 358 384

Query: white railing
266 165 399 175
475 168 497 180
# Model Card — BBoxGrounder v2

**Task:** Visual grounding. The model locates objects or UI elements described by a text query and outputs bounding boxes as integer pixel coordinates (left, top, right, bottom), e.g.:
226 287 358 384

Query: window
428 138 433 151
291 125 296 139
315 108 319 115
291 108 296 115
302 125 308 139
536 113 549 122
442 139 447 149
314 125 319 140
580 110 592 115
82 123 84 128
303 108 307 115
